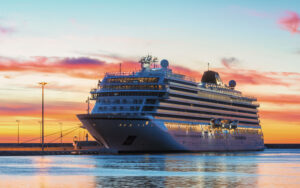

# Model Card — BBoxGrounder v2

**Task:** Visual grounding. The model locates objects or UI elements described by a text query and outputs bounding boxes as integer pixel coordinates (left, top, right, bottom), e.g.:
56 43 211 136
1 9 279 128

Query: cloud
260 109 300 123
170 65 203 81
221 57 240 69
1 55 300 87
258 94 300 105
0 24 15 35
217 69 295 86
60 57 105 65
0 101 86 121
0 56 140 79
278 11 300 34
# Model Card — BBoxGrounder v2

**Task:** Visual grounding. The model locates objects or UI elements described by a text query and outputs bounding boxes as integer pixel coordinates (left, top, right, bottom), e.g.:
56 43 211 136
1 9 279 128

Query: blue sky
0 0 299 72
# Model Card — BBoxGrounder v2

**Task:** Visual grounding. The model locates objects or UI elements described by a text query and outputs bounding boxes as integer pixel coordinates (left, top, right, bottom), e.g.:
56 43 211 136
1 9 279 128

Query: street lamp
16 120 20 144
38 121 42 143
59 122 63 144
39 82 47 151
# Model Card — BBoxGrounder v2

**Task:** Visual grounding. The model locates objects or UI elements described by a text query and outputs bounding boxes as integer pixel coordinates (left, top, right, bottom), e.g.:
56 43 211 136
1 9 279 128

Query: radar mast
139 55 158 71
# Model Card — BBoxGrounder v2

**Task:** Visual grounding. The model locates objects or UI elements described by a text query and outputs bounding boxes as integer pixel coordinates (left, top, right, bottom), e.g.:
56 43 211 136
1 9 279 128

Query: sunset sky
0 0 300 143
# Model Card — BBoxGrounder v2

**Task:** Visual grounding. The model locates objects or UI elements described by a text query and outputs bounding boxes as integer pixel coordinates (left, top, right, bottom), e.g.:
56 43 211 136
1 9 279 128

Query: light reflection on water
0 149 300 187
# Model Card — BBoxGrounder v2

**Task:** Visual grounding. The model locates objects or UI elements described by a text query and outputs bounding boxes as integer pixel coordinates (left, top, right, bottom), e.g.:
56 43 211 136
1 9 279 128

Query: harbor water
0 149 299 187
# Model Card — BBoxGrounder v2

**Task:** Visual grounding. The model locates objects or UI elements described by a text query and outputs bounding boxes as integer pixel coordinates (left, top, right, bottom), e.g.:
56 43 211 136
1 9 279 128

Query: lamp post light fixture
16 120 20 144
39 82 47 151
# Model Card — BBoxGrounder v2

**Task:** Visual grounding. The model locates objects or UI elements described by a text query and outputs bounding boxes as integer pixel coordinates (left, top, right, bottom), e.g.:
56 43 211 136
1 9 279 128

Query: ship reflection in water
0 149 300 187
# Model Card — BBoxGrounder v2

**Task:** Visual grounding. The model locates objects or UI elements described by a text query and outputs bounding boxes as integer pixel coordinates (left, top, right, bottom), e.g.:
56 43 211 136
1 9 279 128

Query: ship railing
166 73 195 82
203 83 257 100
105 72 137 77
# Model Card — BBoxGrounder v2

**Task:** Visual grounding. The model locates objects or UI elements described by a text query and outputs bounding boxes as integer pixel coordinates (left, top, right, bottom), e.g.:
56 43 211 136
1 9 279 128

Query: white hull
77 114 264 152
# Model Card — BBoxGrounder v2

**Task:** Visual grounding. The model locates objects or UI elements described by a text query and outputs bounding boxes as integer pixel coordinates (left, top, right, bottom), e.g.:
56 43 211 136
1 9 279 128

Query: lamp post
39 82 47 151
86 97 90 114
59 122 63 144
16 120 20 144
38 121 42 143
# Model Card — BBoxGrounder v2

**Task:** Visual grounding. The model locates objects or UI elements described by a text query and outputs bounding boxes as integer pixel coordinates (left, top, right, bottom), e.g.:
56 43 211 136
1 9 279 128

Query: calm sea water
0 149 300 188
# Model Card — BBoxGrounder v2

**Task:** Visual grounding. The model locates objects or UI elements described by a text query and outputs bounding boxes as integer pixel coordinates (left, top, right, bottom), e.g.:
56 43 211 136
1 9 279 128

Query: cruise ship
77 55 264 152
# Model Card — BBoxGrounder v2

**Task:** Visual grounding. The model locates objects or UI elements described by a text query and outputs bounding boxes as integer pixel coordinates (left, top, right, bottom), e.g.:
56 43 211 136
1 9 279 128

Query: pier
0 141 117 156
1 142 300 156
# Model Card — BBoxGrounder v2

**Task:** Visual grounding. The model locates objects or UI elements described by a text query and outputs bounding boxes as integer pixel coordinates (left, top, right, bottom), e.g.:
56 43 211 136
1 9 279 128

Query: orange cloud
170 65 203 81
278 11 300 34
3 55 298 87
260 110 300 123
216 69 298 87
258 94 300 105
0 56 140 79
0 100 86 121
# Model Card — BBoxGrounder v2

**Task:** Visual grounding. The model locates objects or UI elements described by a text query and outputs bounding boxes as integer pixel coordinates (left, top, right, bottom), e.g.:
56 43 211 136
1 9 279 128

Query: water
0 149 300 188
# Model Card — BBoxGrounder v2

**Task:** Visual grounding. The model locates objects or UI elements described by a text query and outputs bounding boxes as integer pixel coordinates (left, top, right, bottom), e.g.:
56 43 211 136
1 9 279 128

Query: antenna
119 63 122 73
208 62 210 71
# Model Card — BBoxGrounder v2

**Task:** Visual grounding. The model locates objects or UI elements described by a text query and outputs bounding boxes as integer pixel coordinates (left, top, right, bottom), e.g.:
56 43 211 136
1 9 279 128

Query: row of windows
154 113 259 126
106 77 159 83
99 106 140 111
102 84 164 90
98 98 158 105
100 99 144 104
161 100 256 114
169 93 257 109
157 106 258 120
95 92 165 97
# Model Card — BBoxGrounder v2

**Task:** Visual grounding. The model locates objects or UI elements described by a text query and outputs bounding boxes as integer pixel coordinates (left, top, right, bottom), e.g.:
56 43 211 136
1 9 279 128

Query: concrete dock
0 143 299 156
0 141 116 156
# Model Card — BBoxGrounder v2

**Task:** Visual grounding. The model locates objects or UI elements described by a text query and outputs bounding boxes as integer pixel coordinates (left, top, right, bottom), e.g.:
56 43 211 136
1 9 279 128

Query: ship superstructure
77 56 264 152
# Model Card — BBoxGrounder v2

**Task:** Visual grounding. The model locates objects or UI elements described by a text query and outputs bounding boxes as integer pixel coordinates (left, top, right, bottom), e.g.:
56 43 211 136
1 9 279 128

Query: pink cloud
278 11 300 34
221 57 240 69
0 25 14 35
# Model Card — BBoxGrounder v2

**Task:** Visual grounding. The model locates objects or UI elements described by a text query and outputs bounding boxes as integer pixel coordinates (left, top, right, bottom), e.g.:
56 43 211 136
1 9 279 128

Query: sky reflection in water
0 149 300 187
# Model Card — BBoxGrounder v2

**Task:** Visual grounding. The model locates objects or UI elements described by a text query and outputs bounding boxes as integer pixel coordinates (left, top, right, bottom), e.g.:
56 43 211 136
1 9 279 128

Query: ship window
112 106 116 111
143 106 155 111
146 99 156 104
122 136 137 145
122 99 127 104
120 106 124 111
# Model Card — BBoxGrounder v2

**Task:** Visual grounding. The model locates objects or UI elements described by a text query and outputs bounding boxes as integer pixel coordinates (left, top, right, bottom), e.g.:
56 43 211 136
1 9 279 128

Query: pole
59 122 63 144
39 82 47 151
16 120 20 144
42 85 44 151
39 121 42 143
86 97 90 114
